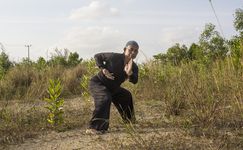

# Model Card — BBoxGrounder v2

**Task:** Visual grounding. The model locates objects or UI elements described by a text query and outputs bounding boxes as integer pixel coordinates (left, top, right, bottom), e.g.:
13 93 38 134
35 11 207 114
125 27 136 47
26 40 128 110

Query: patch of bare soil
2 126 215 150
0 98 229 150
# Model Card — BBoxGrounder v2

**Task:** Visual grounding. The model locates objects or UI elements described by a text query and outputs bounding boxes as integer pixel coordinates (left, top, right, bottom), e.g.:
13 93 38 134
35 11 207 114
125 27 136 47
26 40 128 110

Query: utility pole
25 44 31 101
25 45 31 62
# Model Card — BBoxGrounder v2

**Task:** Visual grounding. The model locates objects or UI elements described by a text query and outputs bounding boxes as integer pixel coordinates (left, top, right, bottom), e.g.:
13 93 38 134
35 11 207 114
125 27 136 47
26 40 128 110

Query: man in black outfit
86 41 139 134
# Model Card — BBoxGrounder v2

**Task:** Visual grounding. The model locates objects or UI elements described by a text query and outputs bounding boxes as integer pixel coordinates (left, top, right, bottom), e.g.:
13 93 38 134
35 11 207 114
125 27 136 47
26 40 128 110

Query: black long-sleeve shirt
94 52 138 90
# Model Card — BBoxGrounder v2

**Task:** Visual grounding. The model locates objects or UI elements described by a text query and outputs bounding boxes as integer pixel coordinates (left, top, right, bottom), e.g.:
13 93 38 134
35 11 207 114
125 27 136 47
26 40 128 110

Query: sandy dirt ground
3 128 149 150
2 127 214 150
0 98 220 150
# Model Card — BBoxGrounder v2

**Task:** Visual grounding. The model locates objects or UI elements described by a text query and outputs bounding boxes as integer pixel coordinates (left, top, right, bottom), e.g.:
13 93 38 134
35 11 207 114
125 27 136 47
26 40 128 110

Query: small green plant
44 79 64 127
80 59 99 98
80 74 90 98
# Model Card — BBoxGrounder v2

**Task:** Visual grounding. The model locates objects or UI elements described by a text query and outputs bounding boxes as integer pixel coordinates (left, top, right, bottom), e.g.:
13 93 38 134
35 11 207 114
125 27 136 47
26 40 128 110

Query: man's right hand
102 68 115 80
124 59 133 76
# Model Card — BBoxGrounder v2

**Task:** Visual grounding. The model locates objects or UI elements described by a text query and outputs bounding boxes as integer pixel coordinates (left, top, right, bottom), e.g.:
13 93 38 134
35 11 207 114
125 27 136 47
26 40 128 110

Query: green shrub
43 79 64 127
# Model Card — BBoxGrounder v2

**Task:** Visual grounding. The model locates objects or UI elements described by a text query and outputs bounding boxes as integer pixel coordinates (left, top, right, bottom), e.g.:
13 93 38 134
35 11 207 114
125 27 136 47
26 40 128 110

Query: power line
208 0 225 38
0 42 6 52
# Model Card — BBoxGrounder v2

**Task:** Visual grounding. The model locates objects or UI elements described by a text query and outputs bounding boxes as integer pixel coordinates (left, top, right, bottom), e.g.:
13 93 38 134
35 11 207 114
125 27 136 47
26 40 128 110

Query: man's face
124 45 139 59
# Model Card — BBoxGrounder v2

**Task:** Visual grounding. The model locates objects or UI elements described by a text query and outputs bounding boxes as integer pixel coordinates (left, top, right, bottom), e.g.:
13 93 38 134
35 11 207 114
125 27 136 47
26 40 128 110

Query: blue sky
0 0 242 62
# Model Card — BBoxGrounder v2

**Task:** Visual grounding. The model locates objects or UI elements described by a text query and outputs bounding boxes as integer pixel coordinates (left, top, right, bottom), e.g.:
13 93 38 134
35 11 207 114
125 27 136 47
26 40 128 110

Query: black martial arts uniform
88 52 138 131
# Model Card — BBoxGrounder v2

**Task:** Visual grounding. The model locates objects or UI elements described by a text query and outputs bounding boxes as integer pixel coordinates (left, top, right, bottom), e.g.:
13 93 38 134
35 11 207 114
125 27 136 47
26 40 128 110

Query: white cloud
159 26 201 49
69 1 119 20
52 26 126 59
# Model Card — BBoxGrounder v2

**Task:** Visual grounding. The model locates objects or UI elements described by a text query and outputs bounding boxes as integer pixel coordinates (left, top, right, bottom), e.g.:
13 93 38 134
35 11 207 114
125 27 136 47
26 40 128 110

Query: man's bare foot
85 129 106 135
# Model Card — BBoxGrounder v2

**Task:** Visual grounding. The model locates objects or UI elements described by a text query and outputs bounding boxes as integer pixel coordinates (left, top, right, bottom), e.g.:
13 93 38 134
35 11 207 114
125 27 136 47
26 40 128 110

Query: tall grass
0 53 242 149
119 57 243 149
0 64 86 100
132 58 243 129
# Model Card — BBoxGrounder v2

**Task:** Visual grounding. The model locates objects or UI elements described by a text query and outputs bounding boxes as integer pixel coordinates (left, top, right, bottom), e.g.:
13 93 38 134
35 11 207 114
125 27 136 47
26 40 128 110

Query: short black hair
125 40 139 48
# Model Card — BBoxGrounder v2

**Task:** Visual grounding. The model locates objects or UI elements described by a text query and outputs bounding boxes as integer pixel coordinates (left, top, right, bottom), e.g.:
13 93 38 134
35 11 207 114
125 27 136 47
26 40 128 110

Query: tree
153 43 189 65
36 57 47 70
67 52 82 67
229 36 242 71
0 52 12 79
234 8 243 35
48 49 82 67
166 43 188 65
49 48 69 66
199 23 228 60
153 53 168 63
188 43 204 61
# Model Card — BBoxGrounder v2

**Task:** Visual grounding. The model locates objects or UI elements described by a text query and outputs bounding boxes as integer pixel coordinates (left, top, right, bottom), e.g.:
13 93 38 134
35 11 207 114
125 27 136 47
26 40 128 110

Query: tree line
154 8 243 67
0 8 243 79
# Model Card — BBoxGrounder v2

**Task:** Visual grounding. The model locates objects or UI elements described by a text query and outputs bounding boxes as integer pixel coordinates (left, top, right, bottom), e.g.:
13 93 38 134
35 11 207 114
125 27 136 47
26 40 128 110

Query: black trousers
88 76 135 131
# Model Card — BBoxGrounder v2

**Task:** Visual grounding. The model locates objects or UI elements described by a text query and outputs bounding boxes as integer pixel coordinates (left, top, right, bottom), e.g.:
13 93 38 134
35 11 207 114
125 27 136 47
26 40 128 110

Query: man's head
124 40 139 59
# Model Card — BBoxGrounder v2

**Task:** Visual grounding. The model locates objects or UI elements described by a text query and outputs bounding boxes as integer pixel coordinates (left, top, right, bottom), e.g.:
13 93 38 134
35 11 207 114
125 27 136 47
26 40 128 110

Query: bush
0 52 12 79
62 64 85 96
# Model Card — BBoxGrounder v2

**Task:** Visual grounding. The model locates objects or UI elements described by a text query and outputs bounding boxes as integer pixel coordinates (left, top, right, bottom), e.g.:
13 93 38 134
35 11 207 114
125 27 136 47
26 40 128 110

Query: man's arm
94 52 113 69
94 52 115 80
128 63 138 84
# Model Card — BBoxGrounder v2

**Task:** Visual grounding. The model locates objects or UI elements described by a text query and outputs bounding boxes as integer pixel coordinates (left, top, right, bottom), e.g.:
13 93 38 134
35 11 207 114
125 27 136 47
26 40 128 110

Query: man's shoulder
110 52 124 58
132 61 138 69
112 52 123 55
95 52 121 57
101 52 122 56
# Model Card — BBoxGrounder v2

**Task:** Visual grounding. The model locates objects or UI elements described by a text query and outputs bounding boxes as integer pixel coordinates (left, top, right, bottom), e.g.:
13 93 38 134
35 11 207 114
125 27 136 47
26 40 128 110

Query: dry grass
62 64 85 96
0 97 91 145
0 57 243 149
0 64 86 100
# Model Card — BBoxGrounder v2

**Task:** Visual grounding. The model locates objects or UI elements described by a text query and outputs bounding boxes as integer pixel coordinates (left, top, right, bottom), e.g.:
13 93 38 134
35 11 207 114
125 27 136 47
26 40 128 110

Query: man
86 40 139 134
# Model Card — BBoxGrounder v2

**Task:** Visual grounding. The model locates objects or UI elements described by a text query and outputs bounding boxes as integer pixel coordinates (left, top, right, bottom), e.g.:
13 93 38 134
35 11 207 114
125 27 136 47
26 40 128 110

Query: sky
0 0 242 63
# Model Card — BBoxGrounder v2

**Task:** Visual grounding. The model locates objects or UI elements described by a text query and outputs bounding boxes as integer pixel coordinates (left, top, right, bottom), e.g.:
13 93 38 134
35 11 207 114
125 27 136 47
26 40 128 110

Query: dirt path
5 128 115 150
2 126 214 150
2 128 144 150
0 98 219 150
